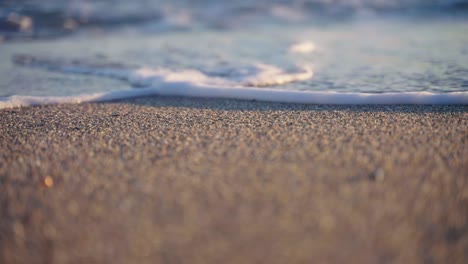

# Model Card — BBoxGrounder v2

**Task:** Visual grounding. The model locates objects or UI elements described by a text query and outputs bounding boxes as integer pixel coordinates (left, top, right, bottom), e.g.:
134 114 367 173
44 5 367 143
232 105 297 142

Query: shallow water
1 1 468 107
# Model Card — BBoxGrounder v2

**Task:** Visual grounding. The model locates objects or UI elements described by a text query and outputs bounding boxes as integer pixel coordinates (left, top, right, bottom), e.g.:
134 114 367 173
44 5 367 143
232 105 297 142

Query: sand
0 96 467 264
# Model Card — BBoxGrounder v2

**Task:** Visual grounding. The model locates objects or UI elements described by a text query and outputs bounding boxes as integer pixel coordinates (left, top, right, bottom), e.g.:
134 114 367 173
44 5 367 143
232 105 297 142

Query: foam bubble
288 41 317 54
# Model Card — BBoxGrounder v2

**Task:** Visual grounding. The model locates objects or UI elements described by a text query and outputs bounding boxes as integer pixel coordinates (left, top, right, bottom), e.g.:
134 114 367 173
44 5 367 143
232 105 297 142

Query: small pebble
43 176 54 187
369 168 385 182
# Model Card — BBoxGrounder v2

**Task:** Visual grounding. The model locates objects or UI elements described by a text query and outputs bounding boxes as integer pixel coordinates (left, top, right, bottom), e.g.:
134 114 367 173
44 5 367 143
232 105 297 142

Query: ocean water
1 0 468 108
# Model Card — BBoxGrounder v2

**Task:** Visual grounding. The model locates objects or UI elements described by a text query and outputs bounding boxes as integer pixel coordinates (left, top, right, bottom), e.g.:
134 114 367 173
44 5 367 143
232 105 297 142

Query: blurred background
1 0 467 41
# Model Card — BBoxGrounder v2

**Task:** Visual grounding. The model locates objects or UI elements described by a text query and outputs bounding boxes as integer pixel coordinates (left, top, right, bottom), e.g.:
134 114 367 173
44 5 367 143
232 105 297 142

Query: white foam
134 64 315 88
231 64 314 87
288 41 317 54
2 87 467 109
11 54 314 88
2 55 467 109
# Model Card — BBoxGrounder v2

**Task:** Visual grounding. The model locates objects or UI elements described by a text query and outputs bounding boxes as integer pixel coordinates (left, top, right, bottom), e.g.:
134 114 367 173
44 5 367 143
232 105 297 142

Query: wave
2 0 468 41
12 54 314 88
1 54 466 109
2 88 467 109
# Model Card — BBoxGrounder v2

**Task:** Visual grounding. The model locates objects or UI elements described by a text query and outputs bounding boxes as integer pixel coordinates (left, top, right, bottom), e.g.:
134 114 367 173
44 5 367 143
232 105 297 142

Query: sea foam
1 54 467 109
288 41 317 54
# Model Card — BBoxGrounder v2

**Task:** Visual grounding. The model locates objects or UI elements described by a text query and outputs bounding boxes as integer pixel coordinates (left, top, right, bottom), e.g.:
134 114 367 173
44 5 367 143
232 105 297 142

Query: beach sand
1 96 467 263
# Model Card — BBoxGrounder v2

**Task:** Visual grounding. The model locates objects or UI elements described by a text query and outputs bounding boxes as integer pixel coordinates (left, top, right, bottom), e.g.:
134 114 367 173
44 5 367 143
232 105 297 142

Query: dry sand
0 96 467 264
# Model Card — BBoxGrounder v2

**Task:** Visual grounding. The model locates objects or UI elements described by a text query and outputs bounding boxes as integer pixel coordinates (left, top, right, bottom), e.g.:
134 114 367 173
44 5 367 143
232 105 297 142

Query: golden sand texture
1 97 467 264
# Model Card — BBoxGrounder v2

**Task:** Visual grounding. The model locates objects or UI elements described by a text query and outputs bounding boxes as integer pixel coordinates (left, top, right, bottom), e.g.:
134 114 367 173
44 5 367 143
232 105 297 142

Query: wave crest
2 54 466 109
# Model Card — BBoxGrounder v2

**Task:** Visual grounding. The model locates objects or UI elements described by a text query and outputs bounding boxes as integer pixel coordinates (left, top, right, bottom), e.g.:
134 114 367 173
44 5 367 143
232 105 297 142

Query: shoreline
1 89 468 110
1 96 467 263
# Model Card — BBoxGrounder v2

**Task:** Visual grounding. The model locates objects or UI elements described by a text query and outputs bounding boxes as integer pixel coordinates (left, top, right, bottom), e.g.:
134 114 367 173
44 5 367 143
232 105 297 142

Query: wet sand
0 96 467 264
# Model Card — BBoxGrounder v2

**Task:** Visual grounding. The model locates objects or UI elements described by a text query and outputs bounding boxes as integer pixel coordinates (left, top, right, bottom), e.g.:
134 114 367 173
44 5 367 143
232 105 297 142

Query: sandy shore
1 96 467 264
